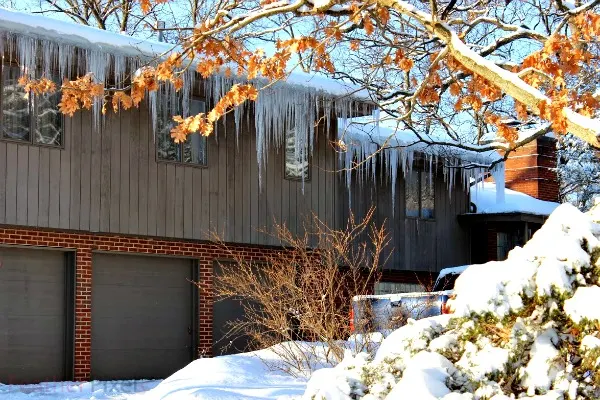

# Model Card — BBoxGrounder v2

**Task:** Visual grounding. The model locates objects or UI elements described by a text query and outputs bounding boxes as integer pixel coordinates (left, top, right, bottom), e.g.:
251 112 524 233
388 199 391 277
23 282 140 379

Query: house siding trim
0 225 284 381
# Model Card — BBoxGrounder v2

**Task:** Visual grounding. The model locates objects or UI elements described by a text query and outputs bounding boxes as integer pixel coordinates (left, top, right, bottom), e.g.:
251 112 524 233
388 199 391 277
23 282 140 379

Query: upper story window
405 170 435 219
157 94 207 166
284 128 310 180
1 64 62 147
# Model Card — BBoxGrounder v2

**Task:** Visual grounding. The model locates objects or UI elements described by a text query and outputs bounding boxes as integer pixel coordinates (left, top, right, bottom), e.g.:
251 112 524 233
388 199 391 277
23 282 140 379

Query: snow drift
304 203 600 399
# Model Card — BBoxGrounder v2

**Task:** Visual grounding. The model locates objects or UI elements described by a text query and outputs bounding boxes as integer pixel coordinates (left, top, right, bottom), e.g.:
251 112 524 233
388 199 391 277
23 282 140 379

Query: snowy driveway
0 347 311 400
0 380 160 399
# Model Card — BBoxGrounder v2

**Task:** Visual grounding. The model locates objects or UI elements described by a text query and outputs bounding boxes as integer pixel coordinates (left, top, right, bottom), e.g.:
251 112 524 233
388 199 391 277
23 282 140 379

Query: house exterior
0 9 501 384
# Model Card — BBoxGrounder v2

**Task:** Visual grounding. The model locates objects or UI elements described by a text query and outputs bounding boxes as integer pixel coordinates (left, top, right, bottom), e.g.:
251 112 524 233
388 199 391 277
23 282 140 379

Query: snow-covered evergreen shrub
304 203 600 400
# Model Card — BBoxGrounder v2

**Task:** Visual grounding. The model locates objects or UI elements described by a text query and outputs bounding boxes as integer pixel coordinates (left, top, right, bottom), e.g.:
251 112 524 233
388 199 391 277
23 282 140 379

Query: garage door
91 253 194 380
0 247 69 384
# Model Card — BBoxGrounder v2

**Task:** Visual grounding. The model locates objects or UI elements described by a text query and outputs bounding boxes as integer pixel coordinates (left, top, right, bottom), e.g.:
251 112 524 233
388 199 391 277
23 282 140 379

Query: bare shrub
212 207 389 376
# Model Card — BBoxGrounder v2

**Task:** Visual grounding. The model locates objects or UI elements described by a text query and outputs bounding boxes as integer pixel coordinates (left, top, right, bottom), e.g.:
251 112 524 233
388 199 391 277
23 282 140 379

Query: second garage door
91 253 195 380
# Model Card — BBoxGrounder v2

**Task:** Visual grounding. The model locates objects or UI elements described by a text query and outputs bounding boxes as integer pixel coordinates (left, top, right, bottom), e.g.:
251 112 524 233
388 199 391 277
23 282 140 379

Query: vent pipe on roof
157 21 166 42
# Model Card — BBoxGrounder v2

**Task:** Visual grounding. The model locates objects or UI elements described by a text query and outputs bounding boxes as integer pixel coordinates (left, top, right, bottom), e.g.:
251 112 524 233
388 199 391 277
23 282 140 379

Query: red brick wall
504 137 559 202
0 226 284 381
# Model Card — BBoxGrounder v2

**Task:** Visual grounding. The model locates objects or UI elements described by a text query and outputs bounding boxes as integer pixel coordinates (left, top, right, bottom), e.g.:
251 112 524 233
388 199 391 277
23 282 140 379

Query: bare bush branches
212 208 389 375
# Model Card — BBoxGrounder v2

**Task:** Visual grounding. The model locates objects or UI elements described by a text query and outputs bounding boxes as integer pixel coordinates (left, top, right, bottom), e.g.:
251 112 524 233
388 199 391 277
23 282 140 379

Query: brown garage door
91 253 194 380
0 247 69 384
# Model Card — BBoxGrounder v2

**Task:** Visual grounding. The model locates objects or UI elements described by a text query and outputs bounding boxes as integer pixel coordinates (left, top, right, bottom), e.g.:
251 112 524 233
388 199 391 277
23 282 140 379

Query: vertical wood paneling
0 142 5 224
156 163 167 237
128 107 140 235
295 163 308 240
265 141 276 246
192 167 202 239
119 110 130 233
200 151 210 239
272 145 283 246
242 132 251 243
138 105 149 236
146 109 157 236
217 135 227 239
281 167 290 235
317 129 327 230
89 112 101 232
48 148 60 227
69 113 81 229
184 166 194 239
208 137 219 237
26 146 39 226
16 144 28 225
233 132 243 243
165 164 176 237
109 112 120 232
6 143 18 224
38 148 50 228
80 113 91 231
174 165 184 238
249 134 259 243
99 113 112 232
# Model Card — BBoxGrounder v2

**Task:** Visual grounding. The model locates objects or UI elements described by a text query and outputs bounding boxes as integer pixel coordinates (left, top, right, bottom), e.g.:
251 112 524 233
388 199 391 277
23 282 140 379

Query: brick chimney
504 136 559 202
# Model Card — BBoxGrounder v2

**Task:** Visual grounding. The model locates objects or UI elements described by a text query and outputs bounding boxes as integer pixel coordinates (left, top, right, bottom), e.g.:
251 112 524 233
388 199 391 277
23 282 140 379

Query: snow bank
145 348 307 399
145 341 380 399
470 182 560 216
303 203 600 400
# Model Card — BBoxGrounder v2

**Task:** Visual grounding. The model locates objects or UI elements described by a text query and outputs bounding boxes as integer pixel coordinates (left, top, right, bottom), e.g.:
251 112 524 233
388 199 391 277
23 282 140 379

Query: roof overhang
458 212 549 225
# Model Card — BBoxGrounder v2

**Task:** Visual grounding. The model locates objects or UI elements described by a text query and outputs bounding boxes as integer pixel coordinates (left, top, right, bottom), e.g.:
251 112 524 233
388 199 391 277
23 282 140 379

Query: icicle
491 163 506 204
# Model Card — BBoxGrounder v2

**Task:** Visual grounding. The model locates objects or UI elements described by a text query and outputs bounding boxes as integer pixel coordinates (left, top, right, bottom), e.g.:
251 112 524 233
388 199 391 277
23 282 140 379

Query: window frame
0 62 65 150
155 96 208 169
405 169 436 220
283 127 311 182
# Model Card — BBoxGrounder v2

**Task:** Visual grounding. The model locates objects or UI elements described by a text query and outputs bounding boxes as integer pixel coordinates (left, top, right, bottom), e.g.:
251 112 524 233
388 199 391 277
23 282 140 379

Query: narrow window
0 64 63 147
2 65 31 142
157 93 207 166
405 170 420 218
33 80 62 146
157 91 182 162
284 128 309 180
420 172 435 219
405 169 435 219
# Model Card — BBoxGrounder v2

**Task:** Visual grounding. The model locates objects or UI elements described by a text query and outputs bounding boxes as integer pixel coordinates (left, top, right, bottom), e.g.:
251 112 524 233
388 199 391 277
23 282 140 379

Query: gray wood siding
0 104 341 246
340 167 470 273
0 103 470 270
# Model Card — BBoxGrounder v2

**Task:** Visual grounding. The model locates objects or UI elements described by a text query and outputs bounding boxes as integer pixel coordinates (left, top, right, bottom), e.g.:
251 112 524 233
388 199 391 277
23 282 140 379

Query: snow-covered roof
339 114 502 167
0 7 365 99
470 182 560 216
337 113 505 208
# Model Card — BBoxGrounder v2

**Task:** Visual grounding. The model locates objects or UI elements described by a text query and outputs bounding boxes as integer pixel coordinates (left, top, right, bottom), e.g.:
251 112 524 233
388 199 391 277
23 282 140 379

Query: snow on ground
1 341 365 400
0 349 306 400
145 343 322 400
0 380 160 399
470 181 559 215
